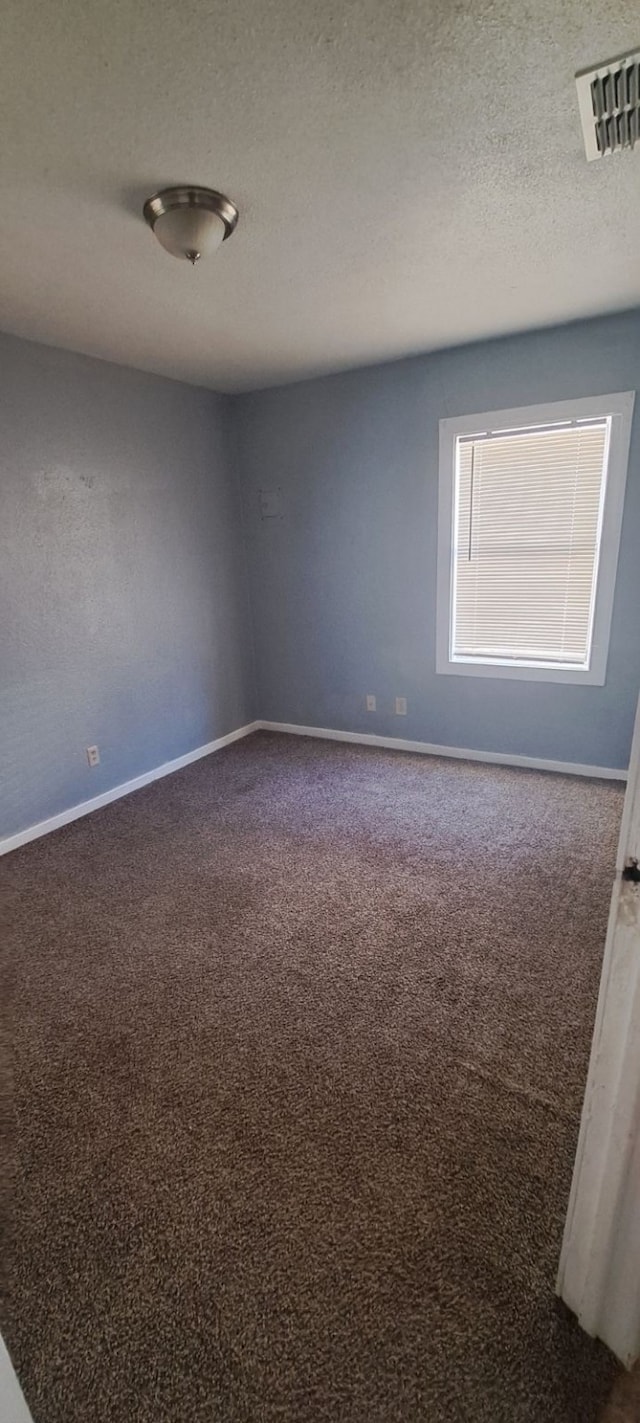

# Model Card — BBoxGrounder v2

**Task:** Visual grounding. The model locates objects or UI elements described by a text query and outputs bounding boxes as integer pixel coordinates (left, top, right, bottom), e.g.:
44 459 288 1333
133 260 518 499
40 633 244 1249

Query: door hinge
622 857 640 883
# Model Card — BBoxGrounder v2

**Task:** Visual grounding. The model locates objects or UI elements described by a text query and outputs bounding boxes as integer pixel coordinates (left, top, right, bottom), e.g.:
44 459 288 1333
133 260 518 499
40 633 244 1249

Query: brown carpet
1 731 626 1422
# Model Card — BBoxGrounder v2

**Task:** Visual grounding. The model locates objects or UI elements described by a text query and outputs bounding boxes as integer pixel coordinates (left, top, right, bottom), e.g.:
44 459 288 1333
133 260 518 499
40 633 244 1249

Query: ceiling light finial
143 186 238 264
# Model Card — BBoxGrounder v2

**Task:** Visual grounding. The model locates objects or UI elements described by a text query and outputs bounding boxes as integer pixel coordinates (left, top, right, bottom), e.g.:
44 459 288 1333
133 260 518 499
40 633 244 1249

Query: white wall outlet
259 489 281 519
366 694 376 712
86 745 100 768
395 697 407 716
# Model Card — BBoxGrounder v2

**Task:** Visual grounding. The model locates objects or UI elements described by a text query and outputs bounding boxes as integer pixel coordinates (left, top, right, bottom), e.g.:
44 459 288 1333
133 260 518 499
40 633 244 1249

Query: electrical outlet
395 697 407 716
86 745 100 768
366 694 376 712
259 489 281 519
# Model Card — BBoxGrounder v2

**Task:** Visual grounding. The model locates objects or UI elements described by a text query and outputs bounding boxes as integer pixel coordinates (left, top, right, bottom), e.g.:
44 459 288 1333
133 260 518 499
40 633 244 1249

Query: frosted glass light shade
153 207 226 262
143 187 239 265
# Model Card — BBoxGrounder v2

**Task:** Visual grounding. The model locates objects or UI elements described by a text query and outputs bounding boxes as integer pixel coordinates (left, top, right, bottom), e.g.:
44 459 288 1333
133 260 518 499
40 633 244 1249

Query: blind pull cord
468 443 476 561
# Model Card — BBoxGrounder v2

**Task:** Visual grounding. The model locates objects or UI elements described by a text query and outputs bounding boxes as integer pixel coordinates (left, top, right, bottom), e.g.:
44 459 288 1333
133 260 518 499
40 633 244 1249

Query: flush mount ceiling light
143 186 239 264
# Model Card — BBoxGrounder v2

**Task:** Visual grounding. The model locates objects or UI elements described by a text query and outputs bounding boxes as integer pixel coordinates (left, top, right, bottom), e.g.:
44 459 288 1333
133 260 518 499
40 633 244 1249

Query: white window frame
436 392 635 685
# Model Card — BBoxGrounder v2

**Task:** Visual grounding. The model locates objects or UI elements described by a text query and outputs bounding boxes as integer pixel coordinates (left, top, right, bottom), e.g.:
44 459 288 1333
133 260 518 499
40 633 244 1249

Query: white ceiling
1 0 639 393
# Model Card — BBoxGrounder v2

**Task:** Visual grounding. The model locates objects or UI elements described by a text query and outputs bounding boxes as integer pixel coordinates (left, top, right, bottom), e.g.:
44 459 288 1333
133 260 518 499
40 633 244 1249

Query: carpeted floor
1 731 628 1421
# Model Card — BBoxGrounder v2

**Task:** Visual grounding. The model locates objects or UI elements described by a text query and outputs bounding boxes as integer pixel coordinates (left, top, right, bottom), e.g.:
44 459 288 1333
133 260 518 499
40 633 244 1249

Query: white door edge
0 1336 36 1423
557 692 640 1367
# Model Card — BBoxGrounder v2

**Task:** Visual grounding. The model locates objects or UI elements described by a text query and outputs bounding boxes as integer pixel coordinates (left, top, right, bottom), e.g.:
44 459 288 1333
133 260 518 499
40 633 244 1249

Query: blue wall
3 310 639 845
0 334 254 841
233 311 640 771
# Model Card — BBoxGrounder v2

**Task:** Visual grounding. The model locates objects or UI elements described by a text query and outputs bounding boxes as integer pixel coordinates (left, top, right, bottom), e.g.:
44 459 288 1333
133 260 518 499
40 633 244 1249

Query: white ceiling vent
576 51 640 161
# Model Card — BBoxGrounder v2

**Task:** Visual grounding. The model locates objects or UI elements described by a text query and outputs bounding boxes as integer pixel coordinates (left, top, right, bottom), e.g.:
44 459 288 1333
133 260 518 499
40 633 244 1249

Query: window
436 393 634 685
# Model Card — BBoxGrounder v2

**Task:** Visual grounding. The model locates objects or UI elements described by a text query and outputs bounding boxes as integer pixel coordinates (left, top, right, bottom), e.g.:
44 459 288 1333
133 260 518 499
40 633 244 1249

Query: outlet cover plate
259 489 281 519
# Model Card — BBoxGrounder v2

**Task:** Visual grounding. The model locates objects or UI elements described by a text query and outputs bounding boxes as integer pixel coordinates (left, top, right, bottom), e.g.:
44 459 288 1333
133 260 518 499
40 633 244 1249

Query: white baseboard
256 720 628 782
2 716 626 856
0 722 259 857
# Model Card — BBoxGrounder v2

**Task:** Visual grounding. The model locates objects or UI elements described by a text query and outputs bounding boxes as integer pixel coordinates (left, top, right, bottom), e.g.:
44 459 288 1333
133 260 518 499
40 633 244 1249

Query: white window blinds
452 419 611 667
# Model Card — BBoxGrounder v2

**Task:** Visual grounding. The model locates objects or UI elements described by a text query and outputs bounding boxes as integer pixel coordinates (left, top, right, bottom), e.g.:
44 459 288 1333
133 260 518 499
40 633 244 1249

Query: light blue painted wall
3 311 639 845
0 334 255 841
233 310 640 771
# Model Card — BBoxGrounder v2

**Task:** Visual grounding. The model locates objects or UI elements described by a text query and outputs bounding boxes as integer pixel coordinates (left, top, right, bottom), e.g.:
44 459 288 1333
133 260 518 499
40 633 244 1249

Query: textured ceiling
1 0 639 392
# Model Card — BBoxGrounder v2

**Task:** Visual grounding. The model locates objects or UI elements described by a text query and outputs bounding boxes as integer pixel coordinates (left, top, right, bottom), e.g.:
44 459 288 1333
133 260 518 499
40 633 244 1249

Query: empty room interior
3 2 640 1420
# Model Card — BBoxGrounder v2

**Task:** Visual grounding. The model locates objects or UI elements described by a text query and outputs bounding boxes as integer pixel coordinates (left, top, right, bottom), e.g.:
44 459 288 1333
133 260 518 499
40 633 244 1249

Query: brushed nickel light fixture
143 186 239 264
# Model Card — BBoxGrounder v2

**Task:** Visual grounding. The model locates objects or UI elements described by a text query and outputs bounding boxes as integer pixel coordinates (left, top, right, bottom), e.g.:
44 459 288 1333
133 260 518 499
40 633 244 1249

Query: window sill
435 655 606 686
